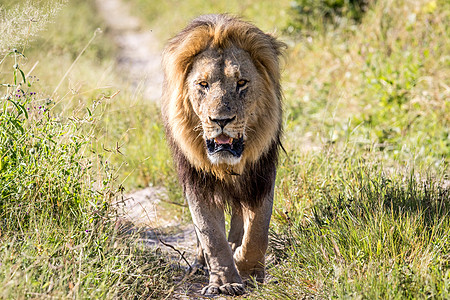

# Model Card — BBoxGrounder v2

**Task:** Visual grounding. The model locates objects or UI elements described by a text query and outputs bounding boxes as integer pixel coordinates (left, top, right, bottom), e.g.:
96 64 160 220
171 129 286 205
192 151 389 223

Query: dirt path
94 1 215 298
96 0 162 101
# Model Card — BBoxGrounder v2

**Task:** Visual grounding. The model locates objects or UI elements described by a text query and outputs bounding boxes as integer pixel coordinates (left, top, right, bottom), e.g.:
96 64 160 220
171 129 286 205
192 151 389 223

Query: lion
161 14 285 296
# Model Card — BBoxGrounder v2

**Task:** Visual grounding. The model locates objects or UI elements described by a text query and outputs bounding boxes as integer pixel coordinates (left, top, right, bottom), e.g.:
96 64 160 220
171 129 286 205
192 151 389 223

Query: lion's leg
233 188 274 283
228 208 244 252
185 190 245 296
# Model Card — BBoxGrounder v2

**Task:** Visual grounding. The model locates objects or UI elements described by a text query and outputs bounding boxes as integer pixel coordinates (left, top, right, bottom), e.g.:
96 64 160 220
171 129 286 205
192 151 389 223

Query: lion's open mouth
206 134 244 157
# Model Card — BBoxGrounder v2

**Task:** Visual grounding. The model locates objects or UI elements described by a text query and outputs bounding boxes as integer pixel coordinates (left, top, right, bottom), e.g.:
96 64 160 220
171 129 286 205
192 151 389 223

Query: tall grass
283 0 449 167
251 149 450 299
0 0 66 53
0 1 174 298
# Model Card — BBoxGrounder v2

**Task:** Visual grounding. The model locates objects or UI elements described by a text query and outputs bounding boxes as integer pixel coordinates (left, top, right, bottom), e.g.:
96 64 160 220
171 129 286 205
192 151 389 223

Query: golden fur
161 14 285 180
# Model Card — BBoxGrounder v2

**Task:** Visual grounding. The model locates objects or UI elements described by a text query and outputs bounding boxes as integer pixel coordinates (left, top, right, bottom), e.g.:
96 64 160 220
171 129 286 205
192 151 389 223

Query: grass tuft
260 158 449 299
0 0 67 54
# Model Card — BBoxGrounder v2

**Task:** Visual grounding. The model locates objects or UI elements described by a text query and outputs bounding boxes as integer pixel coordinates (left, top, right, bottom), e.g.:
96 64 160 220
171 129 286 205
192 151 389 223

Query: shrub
287 0 373 34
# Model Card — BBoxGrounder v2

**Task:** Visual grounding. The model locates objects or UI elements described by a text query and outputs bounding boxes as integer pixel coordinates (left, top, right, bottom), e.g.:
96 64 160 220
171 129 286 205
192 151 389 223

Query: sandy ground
96 0 163 101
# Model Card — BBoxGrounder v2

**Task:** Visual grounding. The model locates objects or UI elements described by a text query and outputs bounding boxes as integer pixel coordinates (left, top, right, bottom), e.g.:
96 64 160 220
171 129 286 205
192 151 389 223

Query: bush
288 0 372 34
0 49 103 229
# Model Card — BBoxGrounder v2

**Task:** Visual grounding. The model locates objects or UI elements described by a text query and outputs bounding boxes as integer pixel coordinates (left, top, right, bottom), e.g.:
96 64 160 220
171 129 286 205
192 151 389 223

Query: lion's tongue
214 134 233 145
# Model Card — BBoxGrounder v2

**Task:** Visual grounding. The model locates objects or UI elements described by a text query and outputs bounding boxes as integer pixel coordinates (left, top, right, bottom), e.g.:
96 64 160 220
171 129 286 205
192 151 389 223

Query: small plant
0 0 66 53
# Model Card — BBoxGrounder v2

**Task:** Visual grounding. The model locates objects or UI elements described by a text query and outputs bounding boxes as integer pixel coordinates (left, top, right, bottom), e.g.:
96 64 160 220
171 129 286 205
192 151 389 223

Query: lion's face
162 14 284 178
187 46 262 165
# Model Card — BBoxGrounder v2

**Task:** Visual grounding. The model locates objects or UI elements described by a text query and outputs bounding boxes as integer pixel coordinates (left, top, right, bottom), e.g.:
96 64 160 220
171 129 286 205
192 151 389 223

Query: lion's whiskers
193 123 203 132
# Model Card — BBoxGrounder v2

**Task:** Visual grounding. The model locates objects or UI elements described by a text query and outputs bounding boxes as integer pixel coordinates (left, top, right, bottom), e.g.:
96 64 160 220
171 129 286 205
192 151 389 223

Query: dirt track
96 0 162 101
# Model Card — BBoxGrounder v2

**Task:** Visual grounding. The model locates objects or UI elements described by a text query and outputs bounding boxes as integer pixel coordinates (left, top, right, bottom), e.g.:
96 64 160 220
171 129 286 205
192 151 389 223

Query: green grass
0 58 173 297
0 1 175 298
283 0 449 166
1 0 449 298
251 149 450 299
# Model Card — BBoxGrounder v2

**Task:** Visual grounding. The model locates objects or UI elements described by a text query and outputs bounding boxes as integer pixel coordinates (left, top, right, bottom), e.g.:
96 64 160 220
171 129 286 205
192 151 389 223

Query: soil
95 0 163 101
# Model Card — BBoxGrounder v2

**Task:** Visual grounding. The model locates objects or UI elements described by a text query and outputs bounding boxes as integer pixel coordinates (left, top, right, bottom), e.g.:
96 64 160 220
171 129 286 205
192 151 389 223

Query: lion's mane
161 14 285 208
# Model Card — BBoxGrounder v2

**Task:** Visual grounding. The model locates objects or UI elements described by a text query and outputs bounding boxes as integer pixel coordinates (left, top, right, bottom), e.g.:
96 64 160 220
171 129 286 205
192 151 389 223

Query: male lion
161 14 285 296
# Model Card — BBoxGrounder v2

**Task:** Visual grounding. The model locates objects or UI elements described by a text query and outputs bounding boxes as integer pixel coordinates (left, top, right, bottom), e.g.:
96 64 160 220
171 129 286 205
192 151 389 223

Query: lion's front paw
201 283 220 295
201 282 245 296
234 247 266 283
219 283 246 296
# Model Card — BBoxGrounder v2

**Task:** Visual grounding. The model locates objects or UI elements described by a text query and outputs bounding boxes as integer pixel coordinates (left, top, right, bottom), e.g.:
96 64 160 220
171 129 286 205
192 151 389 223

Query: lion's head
162 14 285 179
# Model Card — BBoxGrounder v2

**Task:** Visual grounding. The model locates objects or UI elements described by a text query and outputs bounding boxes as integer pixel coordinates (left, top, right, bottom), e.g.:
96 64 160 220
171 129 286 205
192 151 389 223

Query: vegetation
124 0 292 39
288 0 372 35
257 152 449 299
0 0 173 298
1 0 448 298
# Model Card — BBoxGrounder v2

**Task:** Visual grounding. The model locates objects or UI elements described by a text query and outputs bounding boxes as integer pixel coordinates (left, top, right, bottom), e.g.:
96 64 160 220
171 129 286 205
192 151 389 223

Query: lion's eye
198 81 209 88
236 79 248 88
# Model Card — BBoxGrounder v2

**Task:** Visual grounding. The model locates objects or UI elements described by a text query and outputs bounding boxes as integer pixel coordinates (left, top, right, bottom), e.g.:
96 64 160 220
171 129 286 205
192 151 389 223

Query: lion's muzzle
204 115 245 164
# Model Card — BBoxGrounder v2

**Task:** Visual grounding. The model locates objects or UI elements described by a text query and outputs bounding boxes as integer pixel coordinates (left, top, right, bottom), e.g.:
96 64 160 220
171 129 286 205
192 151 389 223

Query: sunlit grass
283 0 449 167
255 149 450 299
125 0 292 41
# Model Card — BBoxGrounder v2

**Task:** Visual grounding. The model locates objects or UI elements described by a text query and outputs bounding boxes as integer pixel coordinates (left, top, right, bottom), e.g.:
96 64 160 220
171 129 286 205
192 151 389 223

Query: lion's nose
209 116 236 129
